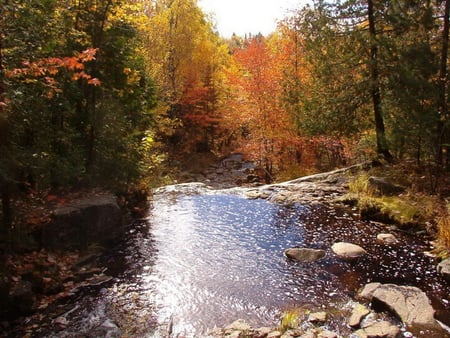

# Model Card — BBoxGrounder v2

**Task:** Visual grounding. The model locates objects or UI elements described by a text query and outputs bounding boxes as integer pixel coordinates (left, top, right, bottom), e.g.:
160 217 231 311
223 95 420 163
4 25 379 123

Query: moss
348 173 442 229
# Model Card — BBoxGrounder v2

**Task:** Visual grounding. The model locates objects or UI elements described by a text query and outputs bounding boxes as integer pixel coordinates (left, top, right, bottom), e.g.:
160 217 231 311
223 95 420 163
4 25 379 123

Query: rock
317 330 338 338
9 280 35 316
331 242 367 260
359 282 382 300
267 331 281 338
308 311 327 323
368 176 405 196
353 320 400 338
285 248 326 263
360 283 440 329
227 331 241 338
255 327 273 337
299 329 317 338
437 258 450 281
349 303 371 328
225 319 251 332
42 194 123 250
376 233 398 244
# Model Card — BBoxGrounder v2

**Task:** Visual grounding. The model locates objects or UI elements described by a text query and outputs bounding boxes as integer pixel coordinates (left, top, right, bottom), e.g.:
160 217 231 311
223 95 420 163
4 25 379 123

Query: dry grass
279 308 303 333
347 172 447 236
437 205 450 258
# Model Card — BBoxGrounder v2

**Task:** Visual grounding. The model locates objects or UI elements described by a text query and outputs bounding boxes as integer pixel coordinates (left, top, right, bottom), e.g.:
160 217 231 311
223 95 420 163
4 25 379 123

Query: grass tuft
279 308 303 333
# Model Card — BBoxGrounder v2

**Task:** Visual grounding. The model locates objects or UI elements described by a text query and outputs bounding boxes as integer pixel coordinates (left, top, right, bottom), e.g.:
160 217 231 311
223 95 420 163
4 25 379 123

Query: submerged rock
284 248 326 263
437 258 450 281
331 242 367 260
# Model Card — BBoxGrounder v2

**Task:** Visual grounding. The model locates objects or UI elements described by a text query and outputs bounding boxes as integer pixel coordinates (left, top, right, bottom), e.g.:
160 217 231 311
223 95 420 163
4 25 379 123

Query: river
26 180 450 337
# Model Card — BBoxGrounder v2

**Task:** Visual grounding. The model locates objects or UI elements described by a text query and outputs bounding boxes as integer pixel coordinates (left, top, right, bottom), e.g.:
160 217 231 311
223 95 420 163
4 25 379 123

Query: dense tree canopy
0 0 449 230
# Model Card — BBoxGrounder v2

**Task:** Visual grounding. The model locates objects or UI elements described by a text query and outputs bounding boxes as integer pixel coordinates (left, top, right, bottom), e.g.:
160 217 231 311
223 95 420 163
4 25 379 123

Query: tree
367 0 392 161
0 0 158 235
437 0 450 166
144 0 229 155
224 35 299 181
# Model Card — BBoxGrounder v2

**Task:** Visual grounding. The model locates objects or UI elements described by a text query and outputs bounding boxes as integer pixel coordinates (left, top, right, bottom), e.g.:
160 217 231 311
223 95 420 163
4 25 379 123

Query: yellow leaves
124 67 141 86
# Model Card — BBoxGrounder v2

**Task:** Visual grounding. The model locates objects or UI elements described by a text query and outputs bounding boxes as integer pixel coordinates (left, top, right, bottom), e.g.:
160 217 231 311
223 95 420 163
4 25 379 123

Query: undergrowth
347 171 449 254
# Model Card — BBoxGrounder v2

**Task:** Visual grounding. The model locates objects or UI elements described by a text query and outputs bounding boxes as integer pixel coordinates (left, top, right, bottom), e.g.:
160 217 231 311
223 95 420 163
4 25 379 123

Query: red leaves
5 48 101 96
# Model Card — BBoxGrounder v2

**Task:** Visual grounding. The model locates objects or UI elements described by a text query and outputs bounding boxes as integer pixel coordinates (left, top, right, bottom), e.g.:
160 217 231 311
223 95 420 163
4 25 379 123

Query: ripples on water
38 189 450 337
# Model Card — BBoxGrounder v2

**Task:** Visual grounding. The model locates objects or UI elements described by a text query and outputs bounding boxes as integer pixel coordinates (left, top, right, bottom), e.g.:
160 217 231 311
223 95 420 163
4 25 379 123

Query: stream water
30 183 450 337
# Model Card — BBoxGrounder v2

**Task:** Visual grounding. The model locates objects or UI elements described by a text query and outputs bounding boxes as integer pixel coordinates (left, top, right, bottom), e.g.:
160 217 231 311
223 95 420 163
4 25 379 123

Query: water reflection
145 194 320 336
36 188 450 337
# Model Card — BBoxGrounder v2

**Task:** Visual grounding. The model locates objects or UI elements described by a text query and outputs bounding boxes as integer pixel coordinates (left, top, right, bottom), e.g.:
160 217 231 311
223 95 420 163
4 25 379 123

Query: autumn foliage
5 48 100 98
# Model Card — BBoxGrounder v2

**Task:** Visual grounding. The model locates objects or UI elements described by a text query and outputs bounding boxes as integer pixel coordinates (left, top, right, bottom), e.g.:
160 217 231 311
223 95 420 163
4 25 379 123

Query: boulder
285 248 326 263
353 320 400 338
359 283 440 330
368 177 405 196
42 194 123 250
331 242 367 260
437 258 450 281
9 280 35 316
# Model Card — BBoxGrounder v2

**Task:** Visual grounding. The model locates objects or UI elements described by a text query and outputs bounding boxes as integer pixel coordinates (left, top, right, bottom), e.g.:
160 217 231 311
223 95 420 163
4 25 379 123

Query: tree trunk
437 0 450 166
367 0 393 162
0 11 13 231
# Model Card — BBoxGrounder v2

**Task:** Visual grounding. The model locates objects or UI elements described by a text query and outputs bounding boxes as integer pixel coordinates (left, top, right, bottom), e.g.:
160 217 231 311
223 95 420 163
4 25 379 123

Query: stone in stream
376 233 398 244
359 283 442 331
349 303 371 328
308 311 327 323
353 320 400 338
284 248 326 263
331 242 367 261
437 257 450 281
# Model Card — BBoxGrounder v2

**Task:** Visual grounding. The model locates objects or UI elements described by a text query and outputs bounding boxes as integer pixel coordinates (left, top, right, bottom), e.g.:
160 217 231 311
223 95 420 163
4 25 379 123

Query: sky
198 0 311 38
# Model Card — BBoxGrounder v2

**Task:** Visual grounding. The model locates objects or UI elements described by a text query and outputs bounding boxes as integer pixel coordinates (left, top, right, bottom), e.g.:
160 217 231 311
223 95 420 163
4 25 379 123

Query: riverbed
25 180 450 337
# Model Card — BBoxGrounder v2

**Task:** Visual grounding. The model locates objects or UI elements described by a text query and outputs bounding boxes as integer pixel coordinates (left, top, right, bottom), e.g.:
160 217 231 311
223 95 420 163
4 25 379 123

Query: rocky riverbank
184 159 450 337
2 157 450 337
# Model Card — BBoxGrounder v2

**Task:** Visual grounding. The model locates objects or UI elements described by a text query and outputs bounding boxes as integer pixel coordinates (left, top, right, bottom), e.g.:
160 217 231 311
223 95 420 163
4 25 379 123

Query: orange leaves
222 35 301 178
5 48 101 95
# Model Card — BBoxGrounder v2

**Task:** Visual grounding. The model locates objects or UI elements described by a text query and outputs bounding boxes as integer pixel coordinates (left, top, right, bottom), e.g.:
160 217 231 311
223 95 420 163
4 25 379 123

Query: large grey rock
331 242 367 260
285 248 326 262
359 283 439 330
437 258 450 281
42 194 123 250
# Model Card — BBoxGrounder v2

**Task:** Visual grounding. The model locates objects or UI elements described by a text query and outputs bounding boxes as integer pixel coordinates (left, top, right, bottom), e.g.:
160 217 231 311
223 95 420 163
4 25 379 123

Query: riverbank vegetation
0 0 449 259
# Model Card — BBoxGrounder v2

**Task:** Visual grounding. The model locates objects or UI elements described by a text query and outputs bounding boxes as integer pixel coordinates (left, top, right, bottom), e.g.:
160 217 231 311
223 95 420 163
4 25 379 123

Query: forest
0 0 449 247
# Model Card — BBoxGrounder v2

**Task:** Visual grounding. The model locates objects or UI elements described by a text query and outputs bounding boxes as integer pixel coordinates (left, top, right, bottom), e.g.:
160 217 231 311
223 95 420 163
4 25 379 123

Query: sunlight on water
143 193 343 336
39 185 450 338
